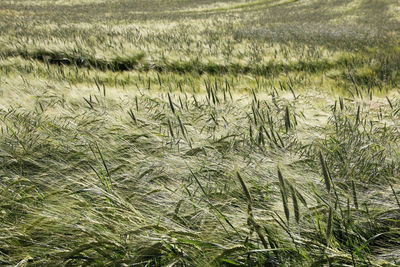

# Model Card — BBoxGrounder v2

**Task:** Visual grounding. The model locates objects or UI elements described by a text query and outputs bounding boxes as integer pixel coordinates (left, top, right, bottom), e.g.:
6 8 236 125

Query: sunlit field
1 0 400 265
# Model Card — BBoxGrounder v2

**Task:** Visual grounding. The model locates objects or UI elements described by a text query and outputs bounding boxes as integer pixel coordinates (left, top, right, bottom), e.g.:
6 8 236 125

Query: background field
1 0 400 266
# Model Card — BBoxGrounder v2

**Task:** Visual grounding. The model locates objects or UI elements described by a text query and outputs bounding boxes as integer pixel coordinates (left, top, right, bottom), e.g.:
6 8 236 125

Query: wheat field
1 0 400 266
